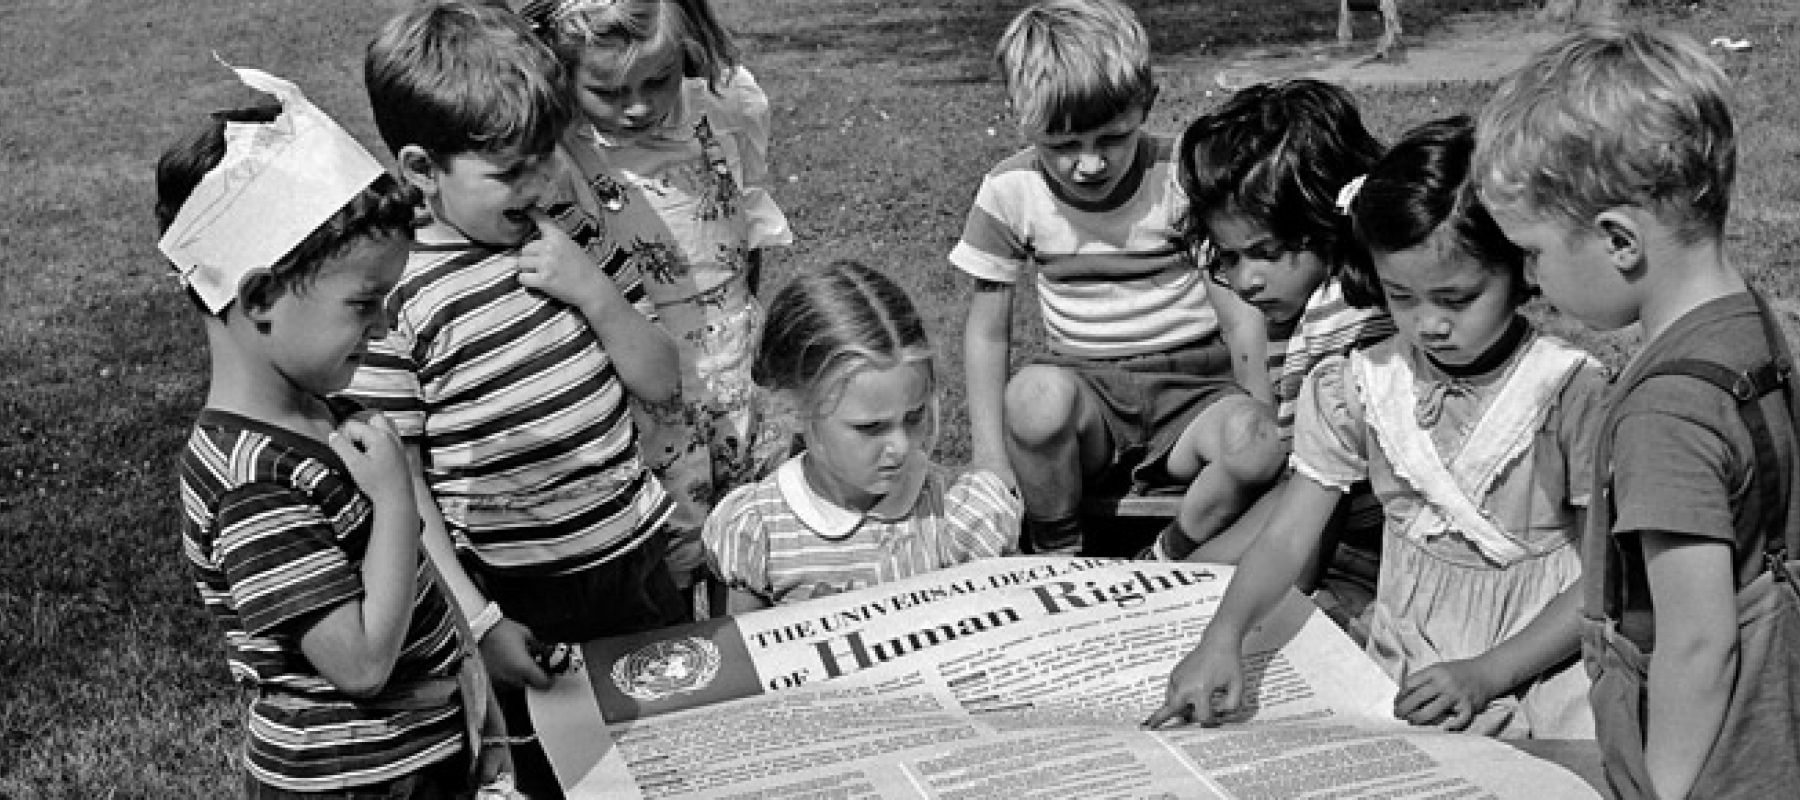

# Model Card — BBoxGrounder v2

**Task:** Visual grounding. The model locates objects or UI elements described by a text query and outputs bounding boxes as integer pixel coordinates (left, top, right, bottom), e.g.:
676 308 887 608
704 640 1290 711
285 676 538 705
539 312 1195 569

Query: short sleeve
1610 388 1740 545
716 67 771 186
1290 354 1370 491
1551 358 1610 508
215 483 362 636
702 485 772 600
937 468 1022 563
342 304 426 439
705 68 792 251
947 174 1028 285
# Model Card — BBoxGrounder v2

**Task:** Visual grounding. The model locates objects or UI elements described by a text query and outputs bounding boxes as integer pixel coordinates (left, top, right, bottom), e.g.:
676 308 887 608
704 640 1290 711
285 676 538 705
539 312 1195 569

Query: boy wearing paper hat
348 2 687 796
160 67 517 796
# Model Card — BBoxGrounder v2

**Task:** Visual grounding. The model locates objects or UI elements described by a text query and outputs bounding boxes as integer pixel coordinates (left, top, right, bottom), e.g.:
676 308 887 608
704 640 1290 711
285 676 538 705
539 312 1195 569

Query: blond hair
520 0 739 90
995 0 1154 134
1474 24 1735 243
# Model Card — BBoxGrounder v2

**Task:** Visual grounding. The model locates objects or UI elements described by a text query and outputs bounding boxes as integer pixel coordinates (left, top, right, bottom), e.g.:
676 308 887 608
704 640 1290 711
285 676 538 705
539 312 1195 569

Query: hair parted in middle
754 261 936 416
1176 78 1385 307
520 0 740 91
1344 115 1531 309
364 0 572 160
995 0 1156 135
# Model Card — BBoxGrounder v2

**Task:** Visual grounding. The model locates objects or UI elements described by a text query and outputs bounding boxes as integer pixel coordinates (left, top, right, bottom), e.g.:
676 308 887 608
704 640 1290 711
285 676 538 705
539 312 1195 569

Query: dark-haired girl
1151 117 1604 739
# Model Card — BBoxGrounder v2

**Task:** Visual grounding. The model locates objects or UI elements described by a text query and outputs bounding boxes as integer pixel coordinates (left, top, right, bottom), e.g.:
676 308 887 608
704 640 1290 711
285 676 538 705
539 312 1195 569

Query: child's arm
1144 474 1341 727
1394 583 1583 729
964 279 1016 484
1396 506 1591 729
300 414 424 696
1641 530 1737 800
1212 283 1274 404
405 445 552 692
476 684 513 786
518 209 680 405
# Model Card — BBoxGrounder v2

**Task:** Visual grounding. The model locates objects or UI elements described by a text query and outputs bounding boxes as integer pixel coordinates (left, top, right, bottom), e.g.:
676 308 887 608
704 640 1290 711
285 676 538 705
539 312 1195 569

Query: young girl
702 262 1021 611
1147 117 1606 739
1155 80 1395 616
523 0 795 584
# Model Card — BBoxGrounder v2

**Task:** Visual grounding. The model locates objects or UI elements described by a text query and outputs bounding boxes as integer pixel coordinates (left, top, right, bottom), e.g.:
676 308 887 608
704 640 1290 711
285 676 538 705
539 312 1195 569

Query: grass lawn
0 0 1793 795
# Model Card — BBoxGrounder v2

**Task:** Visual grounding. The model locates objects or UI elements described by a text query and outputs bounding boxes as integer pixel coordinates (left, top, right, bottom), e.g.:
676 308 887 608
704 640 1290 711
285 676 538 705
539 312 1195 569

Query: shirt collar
775 452 930 538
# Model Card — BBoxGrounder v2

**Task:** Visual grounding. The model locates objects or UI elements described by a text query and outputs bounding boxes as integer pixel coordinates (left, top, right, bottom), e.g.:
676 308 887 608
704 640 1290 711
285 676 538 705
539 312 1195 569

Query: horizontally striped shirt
1273 279 1395 438
178 407 465 792
702 455 1020 606
949 136 1219 359
342 232 673 577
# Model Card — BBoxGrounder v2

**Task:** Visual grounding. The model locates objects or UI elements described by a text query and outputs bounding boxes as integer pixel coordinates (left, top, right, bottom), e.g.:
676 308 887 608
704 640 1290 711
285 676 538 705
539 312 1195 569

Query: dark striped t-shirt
342 227 673 577
178 408 466 792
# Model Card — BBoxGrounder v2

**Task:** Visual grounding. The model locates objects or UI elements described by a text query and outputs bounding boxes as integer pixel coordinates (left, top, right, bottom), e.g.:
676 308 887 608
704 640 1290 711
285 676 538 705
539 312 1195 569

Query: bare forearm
357 499 422 669
964 283 1014 468
1646 643 1733 798
1471 583 1582 692
406 447 487 618
1208 478 1339 643
1213 288 1273 404
579 292 679 404
1641 532 1737 800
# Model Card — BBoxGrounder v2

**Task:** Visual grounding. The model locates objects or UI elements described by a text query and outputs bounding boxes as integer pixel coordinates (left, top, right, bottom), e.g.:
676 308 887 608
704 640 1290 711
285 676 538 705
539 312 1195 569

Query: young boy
955 0 1283 556
1477 26 1800 799
161 67 506 797
350 3 684 796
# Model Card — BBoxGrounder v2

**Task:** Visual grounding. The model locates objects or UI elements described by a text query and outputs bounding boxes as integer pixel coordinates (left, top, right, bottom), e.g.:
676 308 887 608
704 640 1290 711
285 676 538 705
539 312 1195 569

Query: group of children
158 0 1797 797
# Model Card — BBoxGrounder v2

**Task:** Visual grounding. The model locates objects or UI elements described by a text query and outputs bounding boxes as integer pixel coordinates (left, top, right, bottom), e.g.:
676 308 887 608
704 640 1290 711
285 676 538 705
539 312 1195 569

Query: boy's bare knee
1005 365 1082 445
1216 403 1285 485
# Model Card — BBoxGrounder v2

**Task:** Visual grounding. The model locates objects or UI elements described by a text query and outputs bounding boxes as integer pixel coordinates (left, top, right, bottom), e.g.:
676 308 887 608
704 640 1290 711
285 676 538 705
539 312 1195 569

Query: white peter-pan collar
774 452 929 539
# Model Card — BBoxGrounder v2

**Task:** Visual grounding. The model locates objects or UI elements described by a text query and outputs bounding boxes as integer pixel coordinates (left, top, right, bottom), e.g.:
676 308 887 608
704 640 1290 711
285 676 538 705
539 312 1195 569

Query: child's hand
475 742 514 793
479 618 554 691
517 208 613 312
1143 634 1246 728
328 413 413 510
1393 658 1501 731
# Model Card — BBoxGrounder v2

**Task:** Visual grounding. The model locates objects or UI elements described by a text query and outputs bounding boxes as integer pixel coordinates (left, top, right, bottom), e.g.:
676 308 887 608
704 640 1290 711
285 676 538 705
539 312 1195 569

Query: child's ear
396 145 440 198
237 271 279 334
1595 209 1644 274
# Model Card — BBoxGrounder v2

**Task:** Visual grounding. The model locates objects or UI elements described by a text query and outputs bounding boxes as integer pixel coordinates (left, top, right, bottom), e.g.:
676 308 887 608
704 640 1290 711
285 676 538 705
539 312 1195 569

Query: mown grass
0 0 1792 796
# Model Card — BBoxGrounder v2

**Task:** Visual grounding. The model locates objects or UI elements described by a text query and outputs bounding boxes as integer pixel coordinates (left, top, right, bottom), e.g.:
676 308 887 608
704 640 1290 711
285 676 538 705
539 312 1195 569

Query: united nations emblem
610 637 722 701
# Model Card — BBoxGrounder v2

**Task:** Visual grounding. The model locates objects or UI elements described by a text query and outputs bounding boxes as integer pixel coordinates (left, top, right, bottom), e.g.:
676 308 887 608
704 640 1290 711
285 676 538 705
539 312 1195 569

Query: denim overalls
1582 291 1800 799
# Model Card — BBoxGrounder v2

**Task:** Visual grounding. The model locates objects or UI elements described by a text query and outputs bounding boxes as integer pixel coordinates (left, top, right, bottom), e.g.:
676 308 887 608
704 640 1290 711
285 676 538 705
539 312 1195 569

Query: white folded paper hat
158 60 386 314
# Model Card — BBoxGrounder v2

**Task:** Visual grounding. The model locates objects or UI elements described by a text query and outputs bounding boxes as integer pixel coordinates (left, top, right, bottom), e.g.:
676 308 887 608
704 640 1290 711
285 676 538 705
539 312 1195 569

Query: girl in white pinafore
1153 118 1603 738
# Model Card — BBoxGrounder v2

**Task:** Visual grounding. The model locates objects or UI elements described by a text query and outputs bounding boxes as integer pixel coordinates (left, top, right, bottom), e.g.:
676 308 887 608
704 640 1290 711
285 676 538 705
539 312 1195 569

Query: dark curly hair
1176 79 1384 306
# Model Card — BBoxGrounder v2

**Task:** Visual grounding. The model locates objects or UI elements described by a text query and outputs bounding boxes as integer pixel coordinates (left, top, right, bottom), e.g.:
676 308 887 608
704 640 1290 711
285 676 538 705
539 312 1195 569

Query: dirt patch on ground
1160 11 1564 91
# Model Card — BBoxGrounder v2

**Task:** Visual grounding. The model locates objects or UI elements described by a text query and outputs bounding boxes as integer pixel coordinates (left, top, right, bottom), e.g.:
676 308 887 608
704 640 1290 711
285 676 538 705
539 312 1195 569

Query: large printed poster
530 557 1603 799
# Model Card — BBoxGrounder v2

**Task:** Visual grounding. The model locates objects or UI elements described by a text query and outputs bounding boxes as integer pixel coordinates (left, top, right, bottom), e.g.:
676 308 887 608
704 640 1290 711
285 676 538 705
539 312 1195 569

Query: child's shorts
479 531 692 644
1038 333 1242 493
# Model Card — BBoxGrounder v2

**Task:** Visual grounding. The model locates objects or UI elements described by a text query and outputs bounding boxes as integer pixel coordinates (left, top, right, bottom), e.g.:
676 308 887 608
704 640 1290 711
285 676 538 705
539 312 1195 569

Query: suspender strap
1611 288 1798 579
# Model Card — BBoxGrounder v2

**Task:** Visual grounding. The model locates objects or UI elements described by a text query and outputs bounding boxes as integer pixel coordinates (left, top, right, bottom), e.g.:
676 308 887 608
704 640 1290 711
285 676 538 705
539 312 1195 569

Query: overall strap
1611 289 1798 596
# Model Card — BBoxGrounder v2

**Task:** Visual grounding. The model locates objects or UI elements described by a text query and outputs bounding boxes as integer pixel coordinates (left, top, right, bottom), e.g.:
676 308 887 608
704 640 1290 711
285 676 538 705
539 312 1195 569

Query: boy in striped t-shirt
956 0 1284 557
347 3 684 797
160 67 506 796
